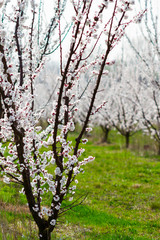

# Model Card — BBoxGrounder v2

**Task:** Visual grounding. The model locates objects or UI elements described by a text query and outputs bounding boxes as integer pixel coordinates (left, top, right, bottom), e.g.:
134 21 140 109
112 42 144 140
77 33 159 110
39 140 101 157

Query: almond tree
125 0 160 153
91 56 141 146
135 81 160 154
90 76 114 143
97 104 113 143
0 0 136 239
111 94 140 148
110 59 141 148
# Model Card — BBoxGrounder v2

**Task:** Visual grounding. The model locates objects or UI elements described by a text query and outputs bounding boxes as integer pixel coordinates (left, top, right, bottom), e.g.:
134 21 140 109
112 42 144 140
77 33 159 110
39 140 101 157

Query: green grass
1 130 160 239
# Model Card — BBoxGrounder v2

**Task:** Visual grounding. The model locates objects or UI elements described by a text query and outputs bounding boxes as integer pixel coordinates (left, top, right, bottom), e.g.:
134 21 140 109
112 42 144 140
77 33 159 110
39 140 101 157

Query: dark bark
125 132 130 148
158 143 160 156
101 126 110 143
0 93 4 142
39 227 51 240
105 128 110 143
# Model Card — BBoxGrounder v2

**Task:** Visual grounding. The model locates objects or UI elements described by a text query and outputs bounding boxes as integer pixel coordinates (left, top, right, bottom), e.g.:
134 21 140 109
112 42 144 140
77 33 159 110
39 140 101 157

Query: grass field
1 129 160 239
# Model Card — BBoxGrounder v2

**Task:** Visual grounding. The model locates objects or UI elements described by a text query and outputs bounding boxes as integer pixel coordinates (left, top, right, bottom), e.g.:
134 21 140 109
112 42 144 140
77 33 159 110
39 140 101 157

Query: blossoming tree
125 0 160 153
109 60 141 148
0 0 137 239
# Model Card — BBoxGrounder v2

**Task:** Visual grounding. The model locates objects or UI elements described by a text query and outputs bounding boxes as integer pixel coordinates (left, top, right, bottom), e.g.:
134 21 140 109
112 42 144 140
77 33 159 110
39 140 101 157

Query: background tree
91 77 114 144
111 94 140 148
110 59 141 148
124 0 160 153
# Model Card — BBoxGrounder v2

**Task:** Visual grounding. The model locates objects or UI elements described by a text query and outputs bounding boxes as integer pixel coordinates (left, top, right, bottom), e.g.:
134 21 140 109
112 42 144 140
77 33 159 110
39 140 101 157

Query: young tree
98 108 113 144
91 83 114 143
111 94 140 148
0 0 137 239
110 60 141 148
135 82 160 154
92 55 141 147
124 0 160 153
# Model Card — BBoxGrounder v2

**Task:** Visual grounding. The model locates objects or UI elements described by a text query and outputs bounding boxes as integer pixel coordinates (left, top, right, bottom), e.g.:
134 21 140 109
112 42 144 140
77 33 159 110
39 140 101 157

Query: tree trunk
101 126 110 143
104 127 110 143
0 93 4 142
125 132 130 148
158 143 160 156
39 228 51 240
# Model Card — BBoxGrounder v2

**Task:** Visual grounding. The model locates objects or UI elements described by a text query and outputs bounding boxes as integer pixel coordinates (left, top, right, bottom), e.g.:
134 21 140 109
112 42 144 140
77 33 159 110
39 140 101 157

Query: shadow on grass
62 204 157 240
66 204 137 227
83 232 151 240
